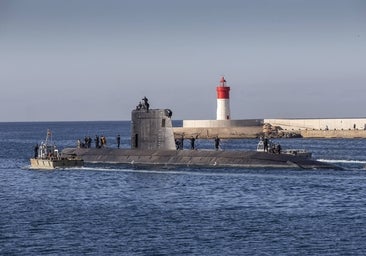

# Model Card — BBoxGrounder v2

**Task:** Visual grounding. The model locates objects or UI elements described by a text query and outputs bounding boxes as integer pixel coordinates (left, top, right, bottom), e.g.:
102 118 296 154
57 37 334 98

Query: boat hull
30 158 84 170
62 148 338 170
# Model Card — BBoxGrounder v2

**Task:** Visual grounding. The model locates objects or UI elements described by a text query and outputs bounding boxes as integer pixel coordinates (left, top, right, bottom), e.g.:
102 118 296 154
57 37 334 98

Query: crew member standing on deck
180 135 184 150
100 135 107 147
264 138 269 152
190 136 196 150
214 136 220 150
95 135 100 148
142 96 149 112
34 144 39 158
116 134 121 148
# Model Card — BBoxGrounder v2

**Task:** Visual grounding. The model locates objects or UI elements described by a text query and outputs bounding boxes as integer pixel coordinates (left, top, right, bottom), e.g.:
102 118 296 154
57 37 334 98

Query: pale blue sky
1 0 365 121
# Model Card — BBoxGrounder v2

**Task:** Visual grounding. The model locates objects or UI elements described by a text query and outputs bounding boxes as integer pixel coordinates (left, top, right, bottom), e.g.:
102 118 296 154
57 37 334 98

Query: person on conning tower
142 96 149 111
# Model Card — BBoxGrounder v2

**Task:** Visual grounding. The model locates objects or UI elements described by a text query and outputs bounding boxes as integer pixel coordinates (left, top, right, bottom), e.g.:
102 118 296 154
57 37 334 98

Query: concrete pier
265 118 366 138
300 129 366 138
173 126 262 139
176 118 366 139
178 119 264 139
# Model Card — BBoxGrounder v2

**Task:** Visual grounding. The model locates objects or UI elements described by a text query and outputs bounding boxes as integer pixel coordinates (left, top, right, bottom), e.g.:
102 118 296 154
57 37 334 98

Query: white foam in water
317 159 366 164
80 166 134 172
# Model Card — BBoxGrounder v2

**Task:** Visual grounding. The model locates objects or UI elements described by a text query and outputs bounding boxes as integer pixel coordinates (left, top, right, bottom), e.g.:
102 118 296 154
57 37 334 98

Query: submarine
62 103 337 170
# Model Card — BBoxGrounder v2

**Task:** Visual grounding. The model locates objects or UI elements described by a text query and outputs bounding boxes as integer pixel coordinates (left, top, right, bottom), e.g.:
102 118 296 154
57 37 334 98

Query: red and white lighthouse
216 76 231 120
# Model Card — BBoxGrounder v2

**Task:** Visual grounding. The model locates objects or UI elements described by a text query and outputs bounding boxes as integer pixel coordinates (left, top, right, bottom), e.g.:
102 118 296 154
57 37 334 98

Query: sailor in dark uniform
264 138 269 152
142 96 149 111
34 144 39 158
116 134 121 148
214 136 220 150
190 136 196 150
95 135 100 148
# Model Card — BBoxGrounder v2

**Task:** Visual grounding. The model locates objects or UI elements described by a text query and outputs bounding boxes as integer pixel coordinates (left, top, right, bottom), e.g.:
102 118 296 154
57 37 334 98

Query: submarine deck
62 148 337 170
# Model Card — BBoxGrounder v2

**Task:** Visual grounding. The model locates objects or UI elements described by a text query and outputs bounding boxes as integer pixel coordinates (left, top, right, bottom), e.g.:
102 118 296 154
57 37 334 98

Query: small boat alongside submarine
257 139 312 159
62 100 338 170
30 130 84 170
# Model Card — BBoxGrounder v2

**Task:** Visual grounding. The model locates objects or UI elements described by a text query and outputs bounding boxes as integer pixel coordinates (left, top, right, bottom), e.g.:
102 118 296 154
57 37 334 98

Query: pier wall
183 119 263 128
265 118 366 131
173 126 262 139
300 130 366 138
177 118 366 139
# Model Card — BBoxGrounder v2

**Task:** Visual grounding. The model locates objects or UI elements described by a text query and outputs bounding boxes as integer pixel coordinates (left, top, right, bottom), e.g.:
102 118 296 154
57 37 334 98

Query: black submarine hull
62 148 337 170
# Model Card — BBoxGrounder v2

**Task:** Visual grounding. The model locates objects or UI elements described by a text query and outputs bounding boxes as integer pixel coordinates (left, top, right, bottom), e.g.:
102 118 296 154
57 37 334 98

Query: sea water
1 121 366 255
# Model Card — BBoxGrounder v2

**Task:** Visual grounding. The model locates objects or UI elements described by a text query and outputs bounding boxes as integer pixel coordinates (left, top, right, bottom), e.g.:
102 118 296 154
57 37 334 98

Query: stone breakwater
174 127 366 139
173 127 262 139
179 118 366 139
300 129 366 138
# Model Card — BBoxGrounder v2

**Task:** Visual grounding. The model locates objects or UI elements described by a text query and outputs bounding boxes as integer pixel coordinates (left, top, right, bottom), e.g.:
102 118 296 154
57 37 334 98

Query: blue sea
1 121 366 255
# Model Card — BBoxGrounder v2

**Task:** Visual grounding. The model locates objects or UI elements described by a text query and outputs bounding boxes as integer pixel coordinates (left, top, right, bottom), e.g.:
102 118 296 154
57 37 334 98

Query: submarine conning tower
216 76 231 120
131 108 175 150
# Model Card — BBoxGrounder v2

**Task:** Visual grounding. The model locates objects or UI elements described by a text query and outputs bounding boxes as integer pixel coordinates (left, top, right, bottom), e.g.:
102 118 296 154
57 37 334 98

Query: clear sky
1 0 365 121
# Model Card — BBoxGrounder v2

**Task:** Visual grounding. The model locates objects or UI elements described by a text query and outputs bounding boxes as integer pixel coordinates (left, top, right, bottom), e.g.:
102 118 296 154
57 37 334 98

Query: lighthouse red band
216 76 231 120
216 77 230 99
216 87 230 99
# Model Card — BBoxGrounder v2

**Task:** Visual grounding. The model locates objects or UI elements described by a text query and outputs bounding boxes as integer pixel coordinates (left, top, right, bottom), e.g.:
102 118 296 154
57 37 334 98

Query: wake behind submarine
62 100 338 170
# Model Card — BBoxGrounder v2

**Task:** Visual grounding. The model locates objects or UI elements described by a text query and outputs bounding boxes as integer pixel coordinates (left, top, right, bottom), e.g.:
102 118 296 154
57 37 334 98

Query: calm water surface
1 121 366 255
